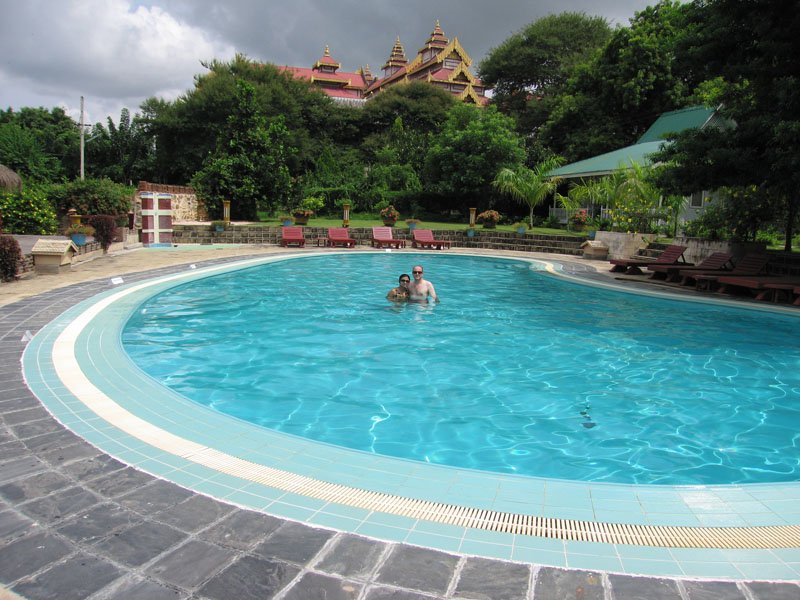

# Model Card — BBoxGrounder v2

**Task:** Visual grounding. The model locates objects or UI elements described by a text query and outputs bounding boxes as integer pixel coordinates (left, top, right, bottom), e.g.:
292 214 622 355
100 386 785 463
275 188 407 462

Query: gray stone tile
2 406 50 425
153 493 234 532
363 586 440 600
0 440 29 461
454 556 531 600
281 572 362 600
94 520 187 567
533 567 605 600
746 581 800 600
83 467 155 498
608 574 682 600
20 485 101 524
683 580 747 600
146 539 235 588
22 429 81 453
116 479 193 513
11 420 65 441
376 546 459 595
0 470 71 502
13 552 122 600
315 534 387 579
96 575 185 599
0 509 35 542
39 439 100 465
253 521 334 565
199 509 282 550
61 454 126 482
0 455 46 483
198 554 300 600
0 531 73 582
57 503 141 544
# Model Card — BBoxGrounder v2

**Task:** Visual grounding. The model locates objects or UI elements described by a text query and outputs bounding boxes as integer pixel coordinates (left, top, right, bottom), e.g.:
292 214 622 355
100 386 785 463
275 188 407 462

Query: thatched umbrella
0 164 23 192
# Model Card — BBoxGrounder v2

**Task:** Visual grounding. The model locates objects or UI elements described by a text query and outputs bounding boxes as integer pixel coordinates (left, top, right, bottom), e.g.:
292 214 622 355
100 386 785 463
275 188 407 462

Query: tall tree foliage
540 1 698 161
479 12 611 158
191 80 293 220
0 107 80 181
492 156 565 227
655 0 800 250
142 54 338 185
86 108 154 184
424 104 525 210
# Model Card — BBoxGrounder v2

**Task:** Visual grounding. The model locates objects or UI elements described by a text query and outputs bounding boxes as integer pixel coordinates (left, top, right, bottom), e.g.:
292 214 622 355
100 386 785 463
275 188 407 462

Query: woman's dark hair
399 273 410 283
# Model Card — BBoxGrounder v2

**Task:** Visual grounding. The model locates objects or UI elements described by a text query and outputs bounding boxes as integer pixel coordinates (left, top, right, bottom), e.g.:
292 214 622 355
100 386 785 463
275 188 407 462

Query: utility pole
79 96 85 180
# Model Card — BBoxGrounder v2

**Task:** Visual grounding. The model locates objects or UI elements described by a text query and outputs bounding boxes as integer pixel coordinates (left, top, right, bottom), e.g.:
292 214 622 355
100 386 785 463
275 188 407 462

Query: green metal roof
549 141 665 179
636 106 715 143
549 105 715 179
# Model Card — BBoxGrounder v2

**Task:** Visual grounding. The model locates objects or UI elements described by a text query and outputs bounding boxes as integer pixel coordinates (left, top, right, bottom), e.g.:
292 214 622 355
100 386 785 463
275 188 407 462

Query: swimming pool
122 253 800 486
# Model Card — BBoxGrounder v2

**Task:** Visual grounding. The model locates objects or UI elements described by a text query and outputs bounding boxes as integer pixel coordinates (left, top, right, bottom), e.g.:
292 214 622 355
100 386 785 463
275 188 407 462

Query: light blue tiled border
21 251 800 580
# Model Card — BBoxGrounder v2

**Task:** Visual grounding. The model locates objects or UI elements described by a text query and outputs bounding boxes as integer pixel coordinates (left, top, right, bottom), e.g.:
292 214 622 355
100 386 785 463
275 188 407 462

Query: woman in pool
386 274 411 301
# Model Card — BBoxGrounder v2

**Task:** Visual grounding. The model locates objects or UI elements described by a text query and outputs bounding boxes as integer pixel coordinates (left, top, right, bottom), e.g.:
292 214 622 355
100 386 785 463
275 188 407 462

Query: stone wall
594 232 657 259
136 181 207 223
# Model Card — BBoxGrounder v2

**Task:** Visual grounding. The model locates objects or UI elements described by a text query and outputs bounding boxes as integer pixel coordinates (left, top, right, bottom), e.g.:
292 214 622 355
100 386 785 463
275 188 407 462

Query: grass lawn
252 213 586 237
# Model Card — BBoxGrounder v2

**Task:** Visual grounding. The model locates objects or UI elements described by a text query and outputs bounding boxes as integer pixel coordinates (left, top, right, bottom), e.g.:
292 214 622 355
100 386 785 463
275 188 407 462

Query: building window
444 58 459 69
690 191 705 208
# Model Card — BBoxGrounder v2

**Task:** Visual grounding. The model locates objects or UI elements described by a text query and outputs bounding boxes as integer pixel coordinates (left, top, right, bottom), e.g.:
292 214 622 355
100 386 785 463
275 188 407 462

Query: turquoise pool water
122 253 800 485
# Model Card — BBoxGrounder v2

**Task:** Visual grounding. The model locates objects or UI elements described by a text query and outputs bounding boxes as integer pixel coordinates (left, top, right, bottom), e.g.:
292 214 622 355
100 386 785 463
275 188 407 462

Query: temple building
280 21 489 107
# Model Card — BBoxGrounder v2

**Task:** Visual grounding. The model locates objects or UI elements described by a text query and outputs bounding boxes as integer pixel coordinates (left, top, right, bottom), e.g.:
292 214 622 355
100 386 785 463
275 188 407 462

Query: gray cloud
0 0 651 124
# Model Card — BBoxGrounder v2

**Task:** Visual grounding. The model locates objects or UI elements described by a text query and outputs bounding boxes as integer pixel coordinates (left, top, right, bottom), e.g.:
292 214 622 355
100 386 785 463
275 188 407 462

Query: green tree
47 178 134 217
0 186 59 234
191 80 293 220
424 104 526 210
654 0 800 250
0 106 80 180
86 108 154 184
361 82 456 134
0 123 52 181
492 156 565 227
142 54 338 185
479 12 611 154
540 1 698 161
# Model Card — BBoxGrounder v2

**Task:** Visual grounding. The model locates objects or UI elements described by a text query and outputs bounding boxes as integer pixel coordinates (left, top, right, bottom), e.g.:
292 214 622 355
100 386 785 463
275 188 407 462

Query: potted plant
279 215 295 226
65 223 95 246
476 210 501 229
405 218 421 231
569 209 589 232
380 204 400 227
512 221 528 235
210 220 227 232
293 195 325 225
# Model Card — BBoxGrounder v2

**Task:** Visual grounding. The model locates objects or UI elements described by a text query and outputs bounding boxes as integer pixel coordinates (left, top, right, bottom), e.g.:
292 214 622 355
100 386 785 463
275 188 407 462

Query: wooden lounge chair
609 244 690 274
412 229 451 250
715 275 800 300
647 252 733 282
280 226 305 247
371 226 406 249
324 227 356 248
681 253 770 290
760 282 800 304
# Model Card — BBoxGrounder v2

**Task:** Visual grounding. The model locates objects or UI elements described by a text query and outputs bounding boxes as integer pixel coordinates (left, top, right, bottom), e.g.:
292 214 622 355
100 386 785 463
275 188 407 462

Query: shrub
0 235 23 281
86 214 117 252
47 178 134 217
0 187 58 234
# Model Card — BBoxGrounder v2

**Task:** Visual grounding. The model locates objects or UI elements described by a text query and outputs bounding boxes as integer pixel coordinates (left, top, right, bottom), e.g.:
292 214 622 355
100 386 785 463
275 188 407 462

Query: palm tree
492 156 565 228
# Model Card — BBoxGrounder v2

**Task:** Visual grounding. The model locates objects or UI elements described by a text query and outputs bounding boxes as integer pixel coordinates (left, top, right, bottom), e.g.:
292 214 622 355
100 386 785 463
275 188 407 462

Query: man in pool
386 274 411 301
408 265 439 303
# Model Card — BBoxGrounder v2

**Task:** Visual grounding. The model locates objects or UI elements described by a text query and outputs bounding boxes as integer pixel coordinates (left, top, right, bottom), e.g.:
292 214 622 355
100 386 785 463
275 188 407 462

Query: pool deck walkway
1 244 799 599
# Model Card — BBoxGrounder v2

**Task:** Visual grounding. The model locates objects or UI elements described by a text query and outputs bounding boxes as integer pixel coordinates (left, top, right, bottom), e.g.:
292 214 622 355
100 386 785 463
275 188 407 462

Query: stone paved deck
2 249 799 599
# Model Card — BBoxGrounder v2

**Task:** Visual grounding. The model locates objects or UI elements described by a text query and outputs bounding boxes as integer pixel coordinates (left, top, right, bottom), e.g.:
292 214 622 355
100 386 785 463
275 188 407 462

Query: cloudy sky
0 0 653 125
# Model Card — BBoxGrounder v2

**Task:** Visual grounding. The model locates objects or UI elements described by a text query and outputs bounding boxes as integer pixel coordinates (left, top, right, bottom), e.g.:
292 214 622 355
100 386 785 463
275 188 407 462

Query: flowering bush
0 188 58 235
380 205 400 220
476 210 501 223
569 209 589 228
